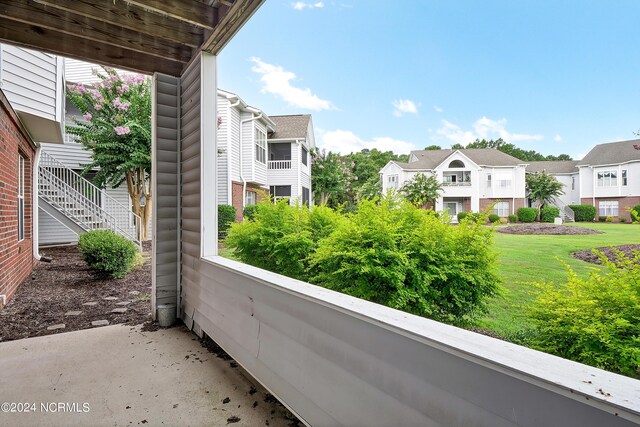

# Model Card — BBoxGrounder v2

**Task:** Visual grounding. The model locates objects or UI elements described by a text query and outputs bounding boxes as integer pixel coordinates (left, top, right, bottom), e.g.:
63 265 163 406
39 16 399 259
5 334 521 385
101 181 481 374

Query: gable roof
526 161 579 174
578 139 640 166
404 148 524 169
269 115 312 139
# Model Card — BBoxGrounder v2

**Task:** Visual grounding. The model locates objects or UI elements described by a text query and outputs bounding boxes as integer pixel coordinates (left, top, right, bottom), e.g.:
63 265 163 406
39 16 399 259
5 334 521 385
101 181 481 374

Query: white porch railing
551 197 575 222
268 160 292 170
39 151 142 247
442 181 472 186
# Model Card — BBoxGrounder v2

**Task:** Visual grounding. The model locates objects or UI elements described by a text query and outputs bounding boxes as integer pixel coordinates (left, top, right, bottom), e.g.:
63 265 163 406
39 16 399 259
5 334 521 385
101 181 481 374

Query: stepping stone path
83 301 98 306
129 291 140 296
91 320 109 327
64 311 82 316
47 324 65 331
111 308 128 314
116 301 131 306
103 297 119 301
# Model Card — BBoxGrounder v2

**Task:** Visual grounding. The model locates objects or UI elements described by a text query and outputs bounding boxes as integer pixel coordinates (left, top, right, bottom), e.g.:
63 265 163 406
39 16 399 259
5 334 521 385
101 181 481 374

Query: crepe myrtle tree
525 171 564 221
310 148 356 206
66 67 152 240
401 173 443 209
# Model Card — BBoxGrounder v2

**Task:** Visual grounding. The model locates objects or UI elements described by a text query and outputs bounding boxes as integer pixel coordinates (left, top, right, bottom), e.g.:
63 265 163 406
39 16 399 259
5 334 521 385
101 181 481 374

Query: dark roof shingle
403 148 524 169
578 139 640 166
269 115 311 139
526 161 579 174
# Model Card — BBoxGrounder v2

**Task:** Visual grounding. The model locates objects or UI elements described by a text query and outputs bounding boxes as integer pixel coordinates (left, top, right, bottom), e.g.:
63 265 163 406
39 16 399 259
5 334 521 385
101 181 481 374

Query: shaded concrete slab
0 325 294 426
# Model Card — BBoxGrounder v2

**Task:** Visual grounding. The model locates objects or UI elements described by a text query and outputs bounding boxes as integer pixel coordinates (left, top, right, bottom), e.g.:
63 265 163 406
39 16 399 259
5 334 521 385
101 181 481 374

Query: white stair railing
550 197 575 222
39 151 142 247
268 160 292 170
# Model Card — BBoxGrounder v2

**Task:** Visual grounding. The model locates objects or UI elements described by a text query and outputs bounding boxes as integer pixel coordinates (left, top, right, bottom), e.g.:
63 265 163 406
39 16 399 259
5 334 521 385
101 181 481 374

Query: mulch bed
571 244 640 265
497 223 603 235
0 242 152 342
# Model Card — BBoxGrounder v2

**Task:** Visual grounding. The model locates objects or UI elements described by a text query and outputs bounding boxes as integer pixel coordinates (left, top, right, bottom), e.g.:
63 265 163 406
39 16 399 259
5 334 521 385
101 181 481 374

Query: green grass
479 223 639 338
218 245 238 261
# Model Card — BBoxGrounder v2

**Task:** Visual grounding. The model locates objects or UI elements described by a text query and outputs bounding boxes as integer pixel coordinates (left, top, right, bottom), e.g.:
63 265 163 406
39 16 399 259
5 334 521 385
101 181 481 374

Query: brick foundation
581 197 640 222
0 91 36 307
231 181 269 221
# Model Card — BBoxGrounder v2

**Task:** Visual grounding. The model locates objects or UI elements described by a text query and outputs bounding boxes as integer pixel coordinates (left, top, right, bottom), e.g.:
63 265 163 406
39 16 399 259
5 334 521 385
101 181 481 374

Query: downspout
240 112 263 212
227 98 240 204
296 139 302 204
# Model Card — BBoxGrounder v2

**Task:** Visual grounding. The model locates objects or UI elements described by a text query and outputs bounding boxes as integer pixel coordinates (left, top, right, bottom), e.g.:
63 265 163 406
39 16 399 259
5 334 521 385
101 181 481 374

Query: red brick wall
0 94 36 307
230 181 269 222
479 198 526 215
581 197 640 222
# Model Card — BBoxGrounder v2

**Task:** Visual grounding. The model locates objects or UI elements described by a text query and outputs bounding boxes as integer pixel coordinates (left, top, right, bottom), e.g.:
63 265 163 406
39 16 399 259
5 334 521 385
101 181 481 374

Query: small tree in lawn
310 149 355 206
525 171 564 221
66 67 152 240
401 173 443 209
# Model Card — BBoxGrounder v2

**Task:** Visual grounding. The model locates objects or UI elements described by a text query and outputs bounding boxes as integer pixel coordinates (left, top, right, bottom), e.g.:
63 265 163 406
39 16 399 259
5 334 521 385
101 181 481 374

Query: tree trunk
125 168 151 242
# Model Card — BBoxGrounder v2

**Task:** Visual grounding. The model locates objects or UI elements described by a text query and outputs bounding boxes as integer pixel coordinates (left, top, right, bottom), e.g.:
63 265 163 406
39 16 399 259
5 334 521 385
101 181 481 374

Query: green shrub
78 229 138 279
620 217 627 223
540 206 560 223
218 204 237 239
508 214 518 223
517 207 537 223
631 204 640 223
526 251 640 378
225 201 343 281
457 211 468 222
309 197 500 325
598 216 606 222
606 216 614 223
243 205 259 221
464 212 486 224
633 204 640 216
568 204 596 222
488 213 500 223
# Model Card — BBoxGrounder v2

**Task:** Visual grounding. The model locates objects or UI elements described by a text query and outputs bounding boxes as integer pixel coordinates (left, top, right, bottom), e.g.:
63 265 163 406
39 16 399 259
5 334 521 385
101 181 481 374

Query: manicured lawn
479 223 639 339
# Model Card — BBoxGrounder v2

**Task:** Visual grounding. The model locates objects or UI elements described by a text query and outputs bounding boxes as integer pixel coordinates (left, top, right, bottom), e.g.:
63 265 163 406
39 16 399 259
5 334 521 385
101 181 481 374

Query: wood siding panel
152 73 180 312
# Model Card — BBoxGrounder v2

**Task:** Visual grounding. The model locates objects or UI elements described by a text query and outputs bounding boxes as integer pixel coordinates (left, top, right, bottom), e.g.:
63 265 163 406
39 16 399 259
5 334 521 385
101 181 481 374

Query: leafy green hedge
526 251 640 378
457 212 468 222
488 213 500 223
218 204 237 239
569 204 596 222
540 206 560 223
508 214 518 223
78 229 138 279
517 207 537 223
243 205 259 221
227 197 501 325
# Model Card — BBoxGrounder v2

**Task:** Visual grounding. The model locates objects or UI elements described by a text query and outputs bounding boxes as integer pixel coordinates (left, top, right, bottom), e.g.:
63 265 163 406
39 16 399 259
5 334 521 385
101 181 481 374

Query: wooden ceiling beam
202 0 263 54
124 0 219 30
0 18 185 76
30 0 204 48
0 0 194 63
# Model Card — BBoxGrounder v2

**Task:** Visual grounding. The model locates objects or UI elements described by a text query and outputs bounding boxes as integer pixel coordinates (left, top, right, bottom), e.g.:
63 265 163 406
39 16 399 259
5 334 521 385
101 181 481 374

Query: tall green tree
66 67 152 240
525 171 564 220
310 149 353 206
401 173 443 208
465 138 573 161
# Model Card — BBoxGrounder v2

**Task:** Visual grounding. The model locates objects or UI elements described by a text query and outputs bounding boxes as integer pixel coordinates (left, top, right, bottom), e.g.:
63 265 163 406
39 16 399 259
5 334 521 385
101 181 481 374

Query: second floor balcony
268 160 292 170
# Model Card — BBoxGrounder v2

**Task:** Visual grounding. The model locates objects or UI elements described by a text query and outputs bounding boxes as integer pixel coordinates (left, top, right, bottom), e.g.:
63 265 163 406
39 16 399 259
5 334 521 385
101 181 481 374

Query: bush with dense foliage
218 205 237 239
457 211 468 221
225 201 343 281
540 206 560 223
488 213 500 223
517 207 537 223
508 214 518 223
569 204 596 222
631 204 640 223
78 229 138 279
243 205 259 221
526 251 640 378
309 197 500 325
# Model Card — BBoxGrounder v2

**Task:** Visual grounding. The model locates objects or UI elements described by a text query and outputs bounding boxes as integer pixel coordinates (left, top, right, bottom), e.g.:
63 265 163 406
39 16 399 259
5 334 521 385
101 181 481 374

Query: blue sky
218 1 640 159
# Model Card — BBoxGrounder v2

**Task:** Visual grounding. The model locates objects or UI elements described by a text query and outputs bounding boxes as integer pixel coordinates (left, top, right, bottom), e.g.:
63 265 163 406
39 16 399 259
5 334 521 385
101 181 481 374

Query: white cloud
319 129 416 154
292 1 324 10
392 99 418 117
554 134 562 142
433 105 443 113
437 117 543 146
250 57 333 111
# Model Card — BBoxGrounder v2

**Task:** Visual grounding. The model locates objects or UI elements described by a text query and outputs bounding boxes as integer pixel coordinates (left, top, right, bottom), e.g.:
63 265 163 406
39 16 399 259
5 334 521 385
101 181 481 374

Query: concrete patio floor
0 324 297 426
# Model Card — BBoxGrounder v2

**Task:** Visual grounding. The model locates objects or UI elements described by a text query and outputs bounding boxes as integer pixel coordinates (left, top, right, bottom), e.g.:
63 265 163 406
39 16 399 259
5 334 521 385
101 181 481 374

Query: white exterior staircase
550 197 575 222
38 151 142 247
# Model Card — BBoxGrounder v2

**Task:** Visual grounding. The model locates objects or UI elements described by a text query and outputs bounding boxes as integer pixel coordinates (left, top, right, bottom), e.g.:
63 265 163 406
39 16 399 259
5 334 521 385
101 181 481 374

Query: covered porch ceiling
0 0 263 76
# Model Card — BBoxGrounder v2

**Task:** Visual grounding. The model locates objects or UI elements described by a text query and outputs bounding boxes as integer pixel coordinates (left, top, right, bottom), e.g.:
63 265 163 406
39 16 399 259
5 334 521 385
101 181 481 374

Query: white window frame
622 169 627 186
246 190 256 206
486 173 492 188
17 154 25 241
301 146 308 166
255 127 266 164
388 174 399 190
597 170 618 187
598 200 618 217
493 201 509 217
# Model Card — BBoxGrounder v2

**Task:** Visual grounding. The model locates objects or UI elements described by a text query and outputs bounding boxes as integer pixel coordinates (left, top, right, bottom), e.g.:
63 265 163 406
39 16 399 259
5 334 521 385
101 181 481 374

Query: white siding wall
41 142 92 169
553 174 580 206
241 112 253 182
254 121 268 185
267 141 300 201
1 45 59 120
65 58 134 84
579 162 640 199
229 104 241 182
216 96 229 204
480 166 526 199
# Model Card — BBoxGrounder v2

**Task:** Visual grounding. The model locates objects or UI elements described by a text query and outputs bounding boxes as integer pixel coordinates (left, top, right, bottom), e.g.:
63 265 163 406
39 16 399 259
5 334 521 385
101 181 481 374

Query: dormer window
448 160 465 168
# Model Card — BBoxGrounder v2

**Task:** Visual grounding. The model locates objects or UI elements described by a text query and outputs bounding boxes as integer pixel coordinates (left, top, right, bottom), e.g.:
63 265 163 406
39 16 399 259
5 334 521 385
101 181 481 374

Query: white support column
200 52 218 257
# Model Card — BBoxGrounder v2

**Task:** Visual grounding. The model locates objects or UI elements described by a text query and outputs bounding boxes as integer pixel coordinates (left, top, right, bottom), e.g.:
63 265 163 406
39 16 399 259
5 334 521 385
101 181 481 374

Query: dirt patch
0 242 152 342
497 223 602 235
571 244 640 265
